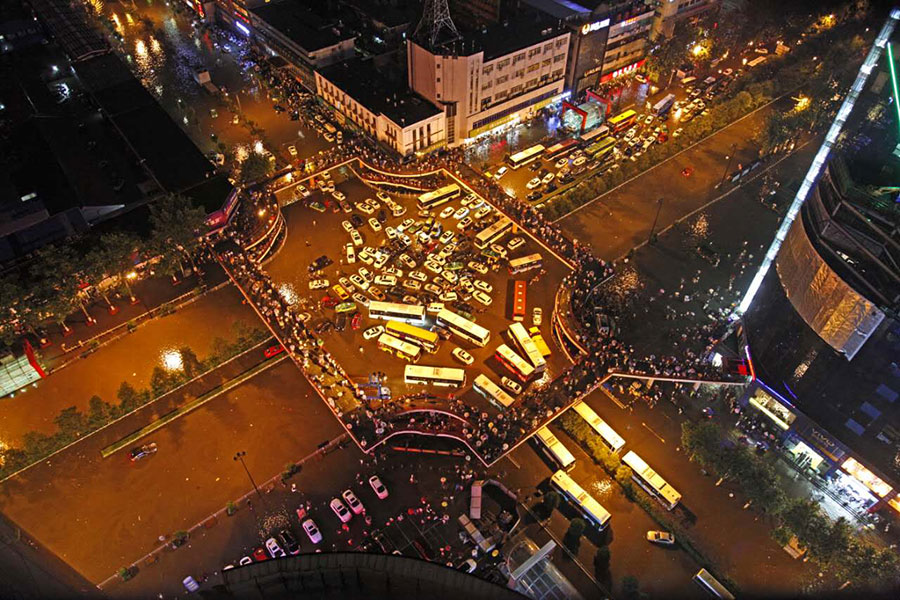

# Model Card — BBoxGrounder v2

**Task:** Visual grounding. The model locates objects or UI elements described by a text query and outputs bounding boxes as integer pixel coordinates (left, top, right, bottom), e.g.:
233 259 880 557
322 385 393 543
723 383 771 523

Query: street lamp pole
716 142 738 189
233 451 262 497
648 197 664 244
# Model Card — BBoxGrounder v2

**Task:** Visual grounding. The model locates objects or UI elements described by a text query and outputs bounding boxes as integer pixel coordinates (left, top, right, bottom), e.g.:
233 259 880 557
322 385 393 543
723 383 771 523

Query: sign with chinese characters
581 18 610 35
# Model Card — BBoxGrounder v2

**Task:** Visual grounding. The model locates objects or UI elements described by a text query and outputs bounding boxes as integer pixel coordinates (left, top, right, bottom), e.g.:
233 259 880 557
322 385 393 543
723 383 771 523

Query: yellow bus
607 109 637 133
385 320 439 353
377 333 421 363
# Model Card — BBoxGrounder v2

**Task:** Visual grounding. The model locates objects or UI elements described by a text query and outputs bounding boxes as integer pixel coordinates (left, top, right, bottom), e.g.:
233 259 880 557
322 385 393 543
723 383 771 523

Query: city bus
572 401 625 454
584 137 616 161
508 322 546 373
385 320 439 353
550 470 611 530
579 125 609 144
436 308 491 347
652 93 676 118
693 569 734 599
404 364 467 387
474 217 513 250
473 374 516 409
607 109 637 134
622 450 682 510
377 333 422 363
494 343 535 381
544 138 579 159
417 184 461 210
507 144 545 169
512 280 527 322
508 253 542 275
529 327 552 358
368 301 426 323
534 427 575 471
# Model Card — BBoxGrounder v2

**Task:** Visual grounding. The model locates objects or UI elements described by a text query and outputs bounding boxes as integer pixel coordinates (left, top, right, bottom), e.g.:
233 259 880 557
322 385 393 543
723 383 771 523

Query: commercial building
408 13 571 145
651 0 720 40
247 1 357 90
316 59 446 156
450 0 515 27
742 155 900 518
523 0 655 94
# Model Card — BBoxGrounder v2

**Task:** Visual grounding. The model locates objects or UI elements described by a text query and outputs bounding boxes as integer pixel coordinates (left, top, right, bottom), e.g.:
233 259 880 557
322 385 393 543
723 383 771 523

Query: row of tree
0 194 208 349
682 421 900 588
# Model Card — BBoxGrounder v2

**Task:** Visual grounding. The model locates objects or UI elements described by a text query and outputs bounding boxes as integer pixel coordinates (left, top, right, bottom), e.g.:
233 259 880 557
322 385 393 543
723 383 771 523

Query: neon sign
580 18 610 35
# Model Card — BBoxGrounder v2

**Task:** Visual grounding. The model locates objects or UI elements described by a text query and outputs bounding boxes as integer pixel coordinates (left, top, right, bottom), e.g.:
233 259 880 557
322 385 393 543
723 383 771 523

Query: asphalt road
0 285 254 446
0 358 343 584
558 95 799 262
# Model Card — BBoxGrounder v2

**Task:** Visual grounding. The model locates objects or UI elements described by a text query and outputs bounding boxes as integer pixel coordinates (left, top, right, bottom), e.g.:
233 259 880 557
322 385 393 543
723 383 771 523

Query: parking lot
265 166 572 418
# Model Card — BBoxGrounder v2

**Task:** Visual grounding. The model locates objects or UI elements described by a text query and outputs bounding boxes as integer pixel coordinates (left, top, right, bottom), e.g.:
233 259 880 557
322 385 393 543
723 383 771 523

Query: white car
474 280 492 294
295 185 311 198
399 218 415 231
239 556 253 566
332 190 346 202
425 261 443 275
399 254 417 269
342 489 365 515
508 237 525 251
265 537 286 558
365 198 381 210
341 220 355 233
489 243 508 259
330 498 352 523
440 290 458 302
672 127 683 138
439 206 456 219
493 166 508 180
368 218 382 232
452 348 474 365
526 177 542 190
424 282 442 295
403 279 422 291
377 191 391 202
473 206 491 220
573 155 587 167
345 244 356 264
439 230 455 245
457 216 473 230
644 114 654 125
468 261 488 275
355 202 374 215
358 267 373 282
624 128 637 141
384 266 404 278
369 475 389 499
373 253 389 270
409 270 427 282
363 325 384 340
646 531 676 545
309 279 329 290
358 247 373 265
441 270 458 285
350 230 363 246
302 518 323 544
533 307 543 326
472 290 492 306
392 205 407 217
501 377 523 395
453 207 470 220
352 293 370 307
385 226 397 240
399 233 412 247
555 157 568 169
349 274 369 291
339 276 353 289
374 274 397 287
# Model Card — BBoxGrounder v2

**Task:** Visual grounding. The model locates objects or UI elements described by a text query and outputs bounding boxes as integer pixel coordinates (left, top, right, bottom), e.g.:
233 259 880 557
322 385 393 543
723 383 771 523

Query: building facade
408 16 570 145
316 60 446 157
652 0 720 40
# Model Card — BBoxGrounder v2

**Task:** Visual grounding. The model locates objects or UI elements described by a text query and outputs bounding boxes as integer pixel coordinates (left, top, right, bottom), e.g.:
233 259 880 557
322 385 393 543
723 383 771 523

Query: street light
234 451 262 497
648 198 664 244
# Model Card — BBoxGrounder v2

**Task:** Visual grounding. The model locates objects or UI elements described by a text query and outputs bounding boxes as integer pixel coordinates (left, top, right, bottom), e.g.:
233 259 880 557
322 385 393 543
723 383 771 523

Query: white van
427 302 444 314
345 243 356 264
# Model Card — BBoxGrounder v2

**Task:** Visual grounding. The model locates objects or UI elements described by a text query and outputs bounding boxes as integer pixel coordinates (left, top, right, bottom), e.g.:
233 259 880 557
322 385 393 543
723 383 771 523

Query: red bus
512 281 526 322
544 138 580 159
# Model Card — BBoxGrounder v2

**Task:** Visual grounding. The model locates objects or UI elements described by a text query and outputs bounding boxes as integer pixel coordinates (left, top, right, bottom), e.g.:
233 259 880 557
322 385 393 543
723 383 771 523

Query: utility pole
648 197 664 244
234 451 262 498
715 142 738 189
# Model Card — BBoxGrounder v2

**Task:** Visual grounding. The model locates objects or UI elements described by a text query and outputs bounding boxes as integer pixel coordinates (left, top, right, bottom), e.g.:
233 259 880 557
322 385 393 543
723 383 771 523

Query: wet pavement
0 284 255 446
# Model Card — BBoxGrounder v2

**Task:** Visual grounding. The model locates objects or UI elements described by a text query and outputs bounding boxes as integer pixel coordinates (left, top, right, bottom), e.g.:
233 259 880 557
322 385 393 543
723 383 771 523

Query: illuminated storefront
747 385 797 430
599 58 645 83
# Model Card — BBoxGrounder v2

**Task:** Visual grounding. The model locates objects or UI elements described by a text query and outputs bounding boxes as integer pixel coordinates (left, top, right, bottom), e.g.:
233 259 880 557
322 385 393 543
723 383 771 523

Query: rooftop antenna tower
414 0 460 50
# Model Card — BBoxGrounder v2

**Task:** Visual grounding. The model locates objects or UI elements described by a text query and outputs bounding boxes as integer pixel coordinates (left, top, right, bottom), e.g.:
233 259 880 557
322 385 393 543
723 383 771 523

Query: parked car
330 497 352 523
278 530 301 555
452 348 474 365
342 489 365 514
501 377 523 395
533 307 543 326
129 442 158 462
302 518 323 544
369 475 389 499
647 531 676 546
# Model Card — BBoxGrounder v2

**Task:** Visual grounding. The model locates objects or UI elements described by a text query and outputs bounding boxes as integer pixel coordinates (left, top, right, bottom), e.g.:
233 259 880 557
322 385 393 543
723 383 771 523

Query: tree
593 546 611 575
621 575 642 600
149 194 207 278
30 244 93 330
240 152 274 184
540 491 560 518
54 406 88 441
0 276 24 348
99 232 142 301
564 517 586 551
87 395 110 429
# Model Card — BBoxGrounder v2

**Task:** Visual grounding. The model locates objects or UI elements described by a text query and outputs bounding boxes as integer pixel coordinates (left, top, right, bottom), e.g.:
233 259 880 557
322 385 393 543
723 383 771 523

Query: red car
681 166 694 177
252 546 269 562
351 313 361 330
321 296 339 309
264 345 285 358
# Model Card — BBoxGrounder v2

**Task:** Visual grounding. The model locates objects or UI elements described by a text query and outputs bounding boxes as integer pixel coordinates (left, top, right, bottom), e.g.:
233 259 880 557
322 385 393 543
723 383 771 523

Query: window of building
526 78 537 88
482 65 493 76
495 90 508 101
515 68 525 79
513 52 526 64
542 58 552 68
543 43 554 54
556 38 566 49
527 63 540 73
510 84 523 95
498 58 510 69
481 80 492 90
554 53 566 63
496 75 508 85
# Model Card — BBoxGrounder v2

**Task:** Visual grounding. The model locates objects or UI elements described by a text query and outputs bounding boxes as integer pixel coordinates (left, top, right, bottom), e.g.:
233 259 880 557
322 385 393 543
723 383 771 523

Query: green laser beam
888 43 900 136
